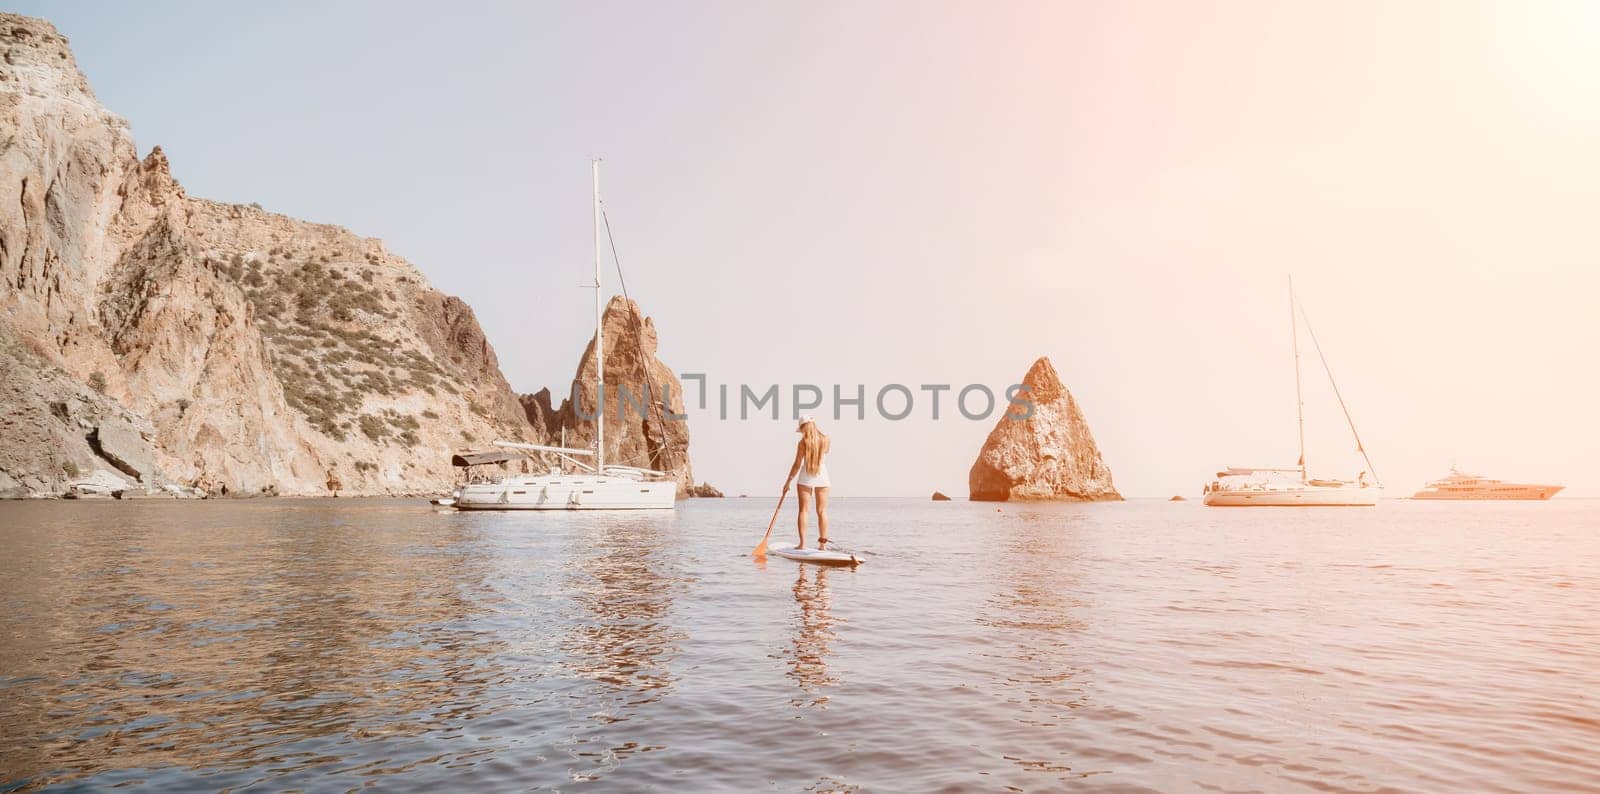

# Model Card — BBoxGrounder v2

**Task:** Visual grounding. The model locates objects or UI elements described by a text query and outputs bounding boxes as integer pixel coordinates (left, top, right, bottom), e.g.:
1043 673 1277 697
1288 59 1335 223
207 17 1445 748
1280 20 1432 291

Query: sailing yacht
1203 279 1382 507
452 161 677 511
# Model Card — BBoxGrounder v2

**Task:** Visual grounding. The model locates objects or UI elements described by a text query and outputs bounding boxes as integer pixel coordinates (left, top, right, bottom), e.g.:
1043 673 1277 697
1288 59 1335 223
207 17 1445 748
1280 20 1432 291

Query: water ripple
2 498 1599 790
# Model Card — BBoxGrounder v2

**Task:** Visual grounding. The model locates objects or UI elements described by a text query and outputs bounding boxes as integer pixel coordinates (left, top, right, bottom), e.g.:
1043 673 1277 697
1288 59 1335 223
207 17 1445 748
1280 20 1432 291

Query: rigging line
1289 275 1306 475
605 449 665 468
1295 298 1382 486
600 206 678 477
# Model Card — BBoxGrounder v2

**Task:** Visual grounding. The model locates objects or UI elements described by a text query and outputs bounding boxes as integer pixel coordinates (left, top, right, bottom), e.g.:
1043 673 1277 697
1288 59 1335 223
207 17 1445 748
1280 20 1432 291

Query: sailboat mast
1290 276 1306 480
592 159 604 472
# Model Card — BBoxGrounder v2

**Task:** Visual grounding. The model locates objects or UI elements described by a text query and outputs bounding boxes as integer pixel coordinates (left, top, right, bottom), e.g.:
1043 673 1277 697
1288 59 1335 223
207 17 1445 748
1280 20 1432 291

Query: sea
1 497 1597 792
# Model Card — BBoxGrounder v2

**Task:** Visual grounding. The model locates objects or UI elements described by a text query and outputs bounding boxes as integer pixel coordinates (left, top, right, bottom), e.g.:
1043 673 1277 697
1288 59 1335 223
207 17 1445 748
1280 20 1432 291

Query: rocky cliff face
0 14 544 496
968 357 1121 502
520 296 696 495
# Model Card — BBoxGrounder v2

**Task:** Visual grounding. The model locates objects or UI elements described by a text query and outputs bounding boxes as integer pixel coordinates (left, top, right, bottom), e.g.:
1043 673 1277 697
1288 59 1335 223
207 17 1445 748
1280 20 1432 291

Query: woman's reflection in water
785 565 840 707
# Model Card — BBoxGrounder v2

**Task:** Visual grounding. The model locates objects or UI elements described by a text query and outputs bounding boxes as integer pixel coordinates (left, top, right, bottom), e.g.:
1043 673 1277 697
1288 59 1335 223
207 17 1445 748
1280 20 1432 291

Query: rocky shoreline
0 14 705 500
2 13 1112 504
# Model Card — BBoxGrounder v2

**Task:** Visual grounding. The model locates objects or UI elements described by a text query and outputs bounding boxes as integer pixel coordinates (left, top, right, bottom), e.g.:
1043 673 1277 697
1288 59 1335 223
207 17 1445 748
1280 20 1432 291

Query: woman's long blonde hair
800 422 825 475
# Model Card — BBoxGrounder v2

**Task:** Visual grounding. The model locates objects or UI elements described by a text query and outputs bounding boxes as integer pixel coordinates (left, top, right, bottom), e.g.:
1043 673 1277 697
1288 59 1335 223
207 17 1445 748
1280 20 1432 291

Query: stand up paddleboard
766 543 861 567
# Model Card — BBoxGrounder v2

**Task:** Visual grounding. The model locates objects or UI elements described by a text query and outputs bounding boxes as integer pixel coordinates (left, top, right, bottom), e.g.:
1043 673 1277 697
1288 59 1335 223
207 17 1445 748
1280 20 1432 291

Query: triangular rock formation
521 296 695 494
968 357 1121 502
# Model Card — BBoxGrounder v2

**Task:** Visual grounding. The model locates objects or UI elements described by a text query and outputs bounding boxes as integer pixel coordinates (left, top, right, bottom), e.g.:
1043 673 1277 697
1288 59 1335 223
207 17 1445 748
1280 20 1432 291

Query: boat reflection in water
561 516 685 695
555 513 687 777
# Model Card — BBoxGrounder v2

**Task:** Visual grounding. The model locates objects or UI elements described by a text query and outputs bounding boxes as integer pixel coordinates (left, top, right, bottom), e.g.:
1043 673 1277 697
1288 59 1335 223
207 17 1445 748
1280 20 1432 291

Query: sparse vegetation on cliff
355 409 421 447
0 12 549 497
209 250 457 439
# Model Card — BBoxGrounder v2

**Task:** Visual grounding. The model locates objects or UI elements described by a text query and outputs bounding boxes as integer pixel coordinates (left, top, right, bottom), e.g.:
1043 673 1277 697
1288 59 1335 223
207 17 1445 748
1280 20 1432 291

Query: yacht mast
1290 276 1306 480
592 159 604 472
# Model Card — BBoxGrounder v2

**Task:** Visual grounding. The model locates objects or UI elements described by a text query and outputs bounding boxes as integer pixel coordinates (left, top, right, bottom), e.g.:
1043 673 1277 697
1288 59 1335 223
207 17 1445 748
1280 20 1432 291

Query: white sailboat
1203 279 1382 507
453 161 677 511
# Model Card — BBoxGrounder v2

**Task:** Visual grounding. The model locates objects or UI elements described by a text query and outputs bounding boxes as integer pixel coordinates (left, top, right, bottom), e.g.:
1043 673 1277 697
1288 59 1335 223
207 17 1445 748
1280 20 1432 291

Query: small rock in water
931 491 951 501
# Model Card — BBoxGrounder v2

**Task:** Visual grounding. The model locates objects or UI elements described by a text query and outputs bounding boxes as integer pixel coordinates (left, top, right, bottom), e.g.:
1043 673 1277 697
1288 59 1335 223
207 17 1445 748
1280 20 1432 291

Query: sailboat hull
1203 485 1380 506
1202 280 1383 509
454 475 676 510
445 163 680 513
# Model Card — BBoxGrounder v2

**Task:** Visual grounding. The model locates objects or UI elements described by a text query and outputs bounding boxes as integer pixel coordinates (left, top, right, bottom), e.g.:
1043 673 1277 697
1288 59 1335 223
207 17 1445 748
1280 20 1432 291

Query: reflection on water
556 515 686 779
0 501 507 789
780 565 839 705
562 515 685 696
3 498 1600 791
976 509 1095 776
981 509 1090 685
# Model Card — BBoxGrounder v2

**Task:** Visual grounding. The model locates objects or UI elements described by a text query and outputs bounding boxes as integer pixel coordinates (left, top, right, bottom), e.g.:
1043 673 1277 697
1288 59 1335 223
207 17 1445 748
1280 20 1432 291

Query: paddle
752 484 789 558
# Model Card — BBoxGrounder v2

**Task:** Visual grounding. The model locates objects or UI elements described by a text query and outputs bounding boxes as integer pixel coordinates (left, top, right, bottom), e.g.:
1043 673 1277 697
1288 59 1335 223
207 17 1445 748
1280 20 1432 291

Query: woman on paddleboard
783 415 831 549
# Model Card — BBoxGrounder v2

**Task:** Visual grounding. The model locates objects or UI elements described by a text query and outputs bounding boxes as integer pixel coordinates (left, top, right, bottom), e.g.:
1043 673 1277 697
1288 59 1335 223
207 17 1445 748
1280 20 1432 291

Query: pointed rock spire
522 296 695 494
968 356 1121 502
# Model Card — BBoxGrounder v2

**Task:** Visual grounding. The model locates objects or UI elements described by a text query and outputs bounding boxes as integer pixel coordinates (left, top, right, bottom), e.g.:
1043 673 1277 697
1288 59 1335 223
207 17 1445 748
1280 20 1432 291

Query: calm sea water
1 497 1597 792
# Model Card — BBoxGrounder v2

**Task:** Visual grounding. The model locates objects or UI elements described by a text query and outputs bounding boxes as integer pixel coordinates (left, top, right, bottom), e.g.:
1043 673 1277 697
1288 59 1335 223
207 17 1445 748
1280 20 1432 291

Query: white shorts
796 465 830 489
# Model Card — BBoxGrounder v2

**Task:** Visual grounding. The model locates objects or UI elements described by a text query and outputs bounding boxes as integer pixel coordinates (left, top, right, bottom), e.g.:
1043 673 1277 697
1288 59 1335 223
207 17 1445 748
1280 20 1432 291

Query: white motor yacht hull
454 475 676 510
1410 469 1563 500
1411 486 1561 500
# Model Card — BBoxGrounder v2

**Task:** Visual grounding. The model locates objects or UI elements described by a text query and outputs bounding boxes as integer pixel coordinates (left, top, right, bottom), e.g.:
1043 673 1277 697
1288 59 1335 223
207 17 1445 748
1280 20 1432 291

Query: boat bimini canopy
451 450 520 468
488 440 670 480
1218 466 1303 477
450 441 598 469
493 440 594 457
491 439 603 474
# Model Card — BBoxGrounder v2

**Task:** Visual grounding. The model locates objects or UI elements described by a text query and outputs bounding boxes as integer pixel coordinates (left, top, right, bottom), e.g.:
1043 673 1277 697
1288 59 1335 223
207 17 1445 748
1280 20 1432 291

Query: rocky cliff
0 14 547 496
520 296 697 495
968 357 1121 502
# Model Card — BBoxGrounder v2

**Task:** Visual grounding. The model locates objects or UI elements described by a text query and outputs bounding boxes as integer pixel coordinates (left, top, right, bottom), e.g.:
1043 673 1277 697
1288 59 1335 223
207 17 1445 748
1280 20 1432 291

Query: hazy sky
21 1 1599 497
